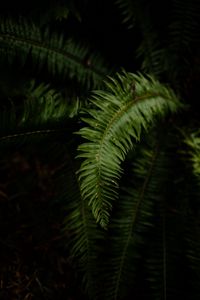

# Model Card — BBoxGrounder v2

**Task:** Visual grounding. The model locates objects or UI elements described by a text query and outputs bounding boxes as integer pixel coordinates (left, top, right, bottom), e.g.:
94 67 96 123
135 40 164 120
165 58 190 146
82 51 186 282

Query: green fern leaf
0 81 73 146
77 71 180 228
185 131 200 177
62 157 104 299
115 0 136 29
184 216 200 299
0 18 110 89
183 131 200 298
116 0 165 76
99 135 170 299
169 0 200 50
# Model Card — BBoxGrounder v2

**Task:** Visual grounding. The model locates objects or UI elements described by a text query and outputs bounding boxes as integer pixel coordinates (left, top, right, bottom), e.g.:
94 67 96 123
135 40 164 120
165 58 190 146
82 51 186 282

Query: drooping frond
62 155 104 300
101 130 194 300
0 81 75 147
77 71 180 228
143 132 187 300
0 18 110 89
99 134 170 299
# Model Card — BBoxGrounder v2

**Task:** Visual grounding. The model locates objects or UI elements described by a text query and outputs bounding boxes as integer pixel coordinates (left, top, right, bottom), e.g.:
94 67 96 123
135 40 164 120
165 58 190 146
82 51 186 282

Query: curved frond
0 18 110 89
62 156 104 299
0 81 74 147
77 71 180 228
99 135 170 299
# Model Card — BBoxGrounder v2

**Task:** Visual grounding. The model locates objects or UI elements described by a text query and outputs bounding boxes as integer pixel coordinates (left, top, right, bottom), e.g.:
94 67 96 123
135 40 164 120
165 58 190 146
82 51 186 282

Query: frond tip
77 71 181 228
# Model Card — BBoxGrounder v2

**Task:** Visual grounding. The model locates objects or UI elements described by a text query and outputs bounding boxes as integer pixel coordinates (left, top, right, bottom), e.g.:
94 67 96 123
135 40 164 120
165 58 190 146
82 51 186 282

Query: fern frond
166 0 200 84
143 129 200 300
99 135 169 299
184 131 200 177
181 131 200 298
145 209 186 299
77 71 180 228
0 81 74 146
62 156 104 299
40 3 70 24
0 18 110 89
184 216 200 299
116 0 165 76
169 0 200 50
136 33 165 76
115 0 136 29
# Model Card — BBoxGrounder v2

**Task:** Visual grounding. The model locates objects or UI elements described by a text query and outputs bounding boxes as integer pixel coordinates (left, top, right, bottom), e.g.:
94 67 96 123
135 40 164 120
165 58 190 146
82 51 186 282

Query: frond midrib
113 144 159 299
0 32 106 79
99 90 177 148
78 72 180 228
0 128 60 141
95 91 174 220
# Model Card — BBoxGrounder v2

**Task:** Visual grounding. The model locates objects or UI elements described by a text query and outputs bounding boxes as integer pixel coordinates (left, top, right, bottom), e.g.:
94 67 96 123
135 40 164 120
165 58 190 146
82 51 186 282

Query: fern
62 155 104 299
143 136 186 300
0 18 110 89
0 2 199 299
169 0 200 51
78 71 180 228
116 0 165 76
136 33 165 76
95 133 170 299
115 0 136 29
180 132 200 299
185 132 200 177
184 216 200 299
0 81 75 146
145 209 186 300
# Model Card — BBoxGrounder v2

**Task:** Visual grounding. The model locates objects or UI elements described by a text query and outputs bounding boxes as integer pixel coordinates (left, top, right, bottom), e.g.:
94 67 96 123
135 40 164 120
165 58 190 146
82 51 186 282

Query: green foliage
0 0 200 299
185 132 200 177
100 136 169 299
0 81 74 147
115 0 136 28
0 18 110 89
78 72 180 227
116 0 166 76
